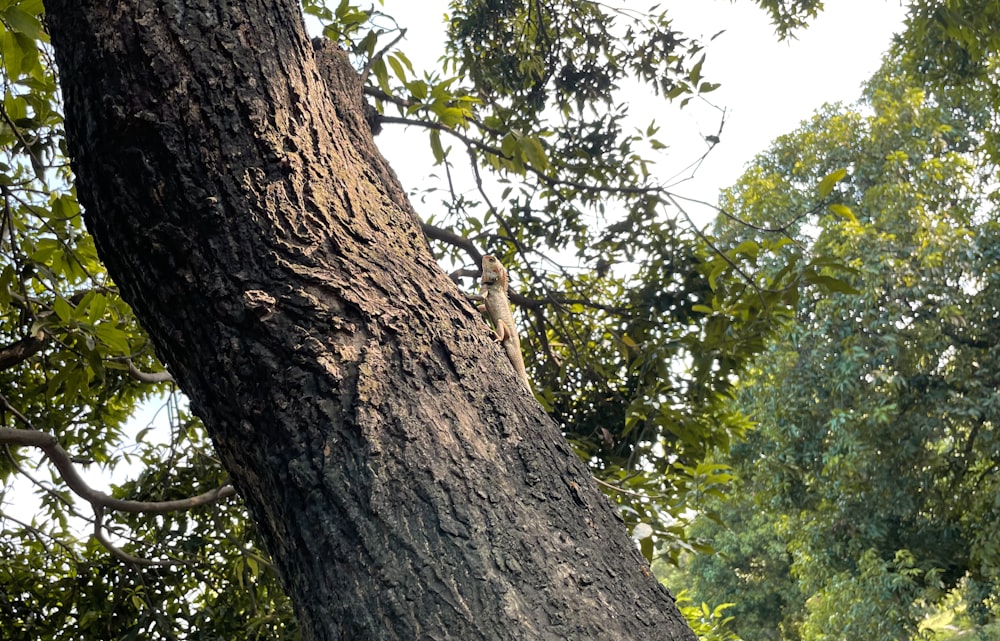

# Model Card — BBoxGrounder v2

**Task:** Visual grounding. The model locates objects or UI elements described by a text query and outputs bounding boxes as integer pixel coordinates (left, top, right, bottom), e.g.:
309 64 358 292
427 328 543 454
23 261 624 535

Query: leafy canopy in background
684 39 1000 641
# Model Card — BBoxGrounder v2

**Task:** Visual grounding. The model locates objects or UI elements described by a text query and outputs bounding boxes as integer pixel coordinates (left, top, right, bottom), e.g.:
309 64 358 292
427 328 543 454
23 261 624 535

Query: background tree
685 43 1000 640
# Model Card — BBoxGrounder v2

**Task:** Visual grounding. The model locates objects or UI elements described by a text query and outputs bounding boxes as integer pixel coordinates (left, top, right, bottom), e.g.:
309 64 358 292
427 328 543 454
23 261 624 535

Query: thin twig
360 28 407 84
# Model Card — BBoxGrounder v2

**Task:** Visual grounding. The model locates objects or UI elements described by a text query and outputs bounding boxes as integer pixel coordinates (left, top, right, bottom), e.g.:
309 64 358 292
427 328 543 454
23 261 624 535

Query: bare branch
364 84 409 108
0 391 235 516
0 423 236 513
0 333 48 370
421 221 483 265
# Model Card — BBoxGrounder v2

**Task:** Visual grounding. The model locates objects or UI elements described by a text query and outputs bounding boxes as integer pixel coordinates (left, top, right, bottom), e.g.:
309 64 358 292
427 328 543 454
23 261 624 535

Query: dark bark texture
44 1 696 640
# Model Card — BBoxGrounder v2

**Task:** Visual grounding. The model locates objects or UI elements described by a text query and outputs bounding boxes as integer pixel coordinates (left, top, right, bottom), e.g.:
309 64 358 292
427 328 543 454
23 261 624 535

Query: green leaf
386 53 406 83
438 106 468 128
52 296 72 322
802 269 858 295
0 26 21 77
639 533 654 561
86 292 108 323
13 30 39 75
391 50 414 75
17 0 45 18
732 239 759 259
29 237 60 264
828 203 858 223
688 54 705 85
404 79 428 103
3 90 26 121
817 168 848 198
0 263 13 308
707 262 727 291
370 57 389 94
517 135 548 171
428 129 445 164
429 78 456 101
92 322 132 355
2 6 41 39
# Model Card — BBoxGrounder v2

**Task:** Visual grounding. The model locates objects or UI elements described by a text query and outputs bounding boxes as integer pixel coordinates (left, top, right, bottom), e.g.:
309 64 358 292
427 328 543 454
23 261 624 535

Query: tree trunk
44 2 695 639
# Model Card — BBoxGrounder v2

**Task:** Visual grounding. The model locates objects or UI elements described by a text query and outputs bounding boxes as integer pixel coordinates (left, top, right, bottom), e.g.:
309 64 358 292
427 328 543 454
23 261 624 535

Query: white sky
375 0 909 223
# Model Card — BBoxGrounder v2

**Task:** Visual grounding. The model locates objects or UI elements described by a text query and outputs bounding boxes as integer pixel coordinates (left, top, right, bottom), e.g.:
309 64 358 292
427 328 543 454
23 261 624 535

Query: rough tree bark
45 1 696 639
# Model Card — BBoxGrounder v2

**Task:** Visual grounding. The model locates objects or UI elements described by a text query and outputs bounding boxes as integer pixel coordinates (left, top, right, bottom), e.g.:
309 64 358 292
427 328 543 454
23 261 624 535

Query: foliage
653 558 744 641
684 43 1000 641
896 0 1000 164
0 0 791 636
675 590 743 641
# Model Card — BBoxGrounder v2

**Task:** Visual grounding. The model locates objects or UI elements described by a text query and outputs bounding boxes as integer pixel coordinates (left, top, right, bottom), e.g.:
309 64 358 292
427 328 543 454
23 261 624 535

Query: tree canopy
684 29 1000 641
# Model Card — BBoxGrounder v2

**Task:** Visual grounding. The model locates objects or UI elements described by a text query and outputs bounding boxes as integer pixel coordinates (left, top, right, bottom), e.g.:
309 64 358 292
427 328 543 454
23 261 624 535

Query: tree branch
0 424 236 512
364 84 409 107
0 333 48 370
92 506 191 567
421 221 483 265
0 390 235 515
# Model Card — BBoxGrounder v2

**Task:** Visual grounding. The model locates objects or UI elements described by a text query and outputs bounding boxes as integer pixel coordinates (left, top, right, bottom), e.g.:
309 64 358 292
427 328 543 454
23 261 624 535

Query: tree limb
0 419 235 514
0 333 48 370
421 221 483 264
